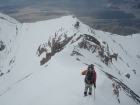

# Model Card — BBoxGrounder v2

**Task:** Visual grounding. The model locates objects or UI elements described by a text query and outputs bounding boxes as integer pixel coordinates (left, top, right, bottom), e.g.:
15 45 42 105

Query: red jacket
81 70 97 84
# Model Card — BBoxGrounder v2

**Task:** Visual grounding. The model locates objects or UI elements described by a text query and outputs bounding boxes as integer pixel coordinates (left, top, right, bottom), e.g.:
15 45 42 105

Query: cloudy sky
0 0 140 35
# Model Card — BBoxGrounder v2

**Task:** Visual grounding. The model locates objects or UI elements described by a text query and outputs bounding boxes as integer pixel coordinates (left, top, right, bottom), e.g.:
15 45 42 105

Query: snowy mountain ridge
0 13 140 105
0 12 20 24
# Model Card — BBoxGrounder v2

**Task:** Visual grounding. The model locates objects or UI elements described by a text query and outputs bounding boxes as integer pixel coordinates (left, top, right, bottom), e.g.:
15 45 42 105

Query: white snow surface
0 14 140 105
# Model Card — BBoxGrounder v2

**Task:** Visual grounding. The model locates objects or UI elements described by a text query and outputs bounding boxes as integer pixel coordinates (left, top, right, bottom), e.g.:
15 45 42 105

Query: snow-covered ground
0 13 140 105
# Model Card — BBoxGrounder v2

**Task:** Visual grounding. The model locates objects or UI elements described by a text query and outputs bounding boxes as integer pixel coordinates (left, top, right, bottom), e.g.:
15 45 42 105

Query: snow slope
0 14 140 105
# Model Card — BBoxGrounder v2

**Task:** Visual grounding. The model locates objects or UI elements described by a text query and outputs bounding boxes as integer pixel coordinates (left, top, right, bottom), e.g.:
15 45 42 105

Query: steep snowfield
0 14 140 105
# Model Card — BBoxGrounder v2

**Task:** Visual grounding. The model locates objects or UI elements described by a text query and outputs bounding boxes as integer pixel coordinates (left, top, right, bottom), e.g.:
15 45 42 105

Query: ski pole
94 87 95 101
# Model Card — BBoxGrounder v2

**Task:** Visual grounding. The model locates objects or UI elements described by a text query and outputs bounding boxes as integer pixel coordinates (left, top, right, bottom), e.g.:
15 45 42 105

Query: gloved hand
94 84 96 88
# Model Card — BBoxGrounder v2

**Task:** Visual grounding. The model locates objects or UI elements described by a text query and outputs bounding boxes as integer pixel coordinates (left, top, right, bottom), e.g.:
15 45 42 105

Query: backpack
85 71 94 84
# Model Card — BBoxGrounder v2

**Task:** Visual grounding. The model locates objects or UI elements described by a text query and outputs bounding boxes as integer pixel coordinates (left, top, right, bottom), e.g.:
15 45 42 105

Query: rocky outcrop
0 73 4 77
84 34 100 46
37 32 119 66
0 41 5 51
37 45 47 57
71 50 84 57
75 34 118 66
37 33 73 65
102 70 140 104
74 21 80 28
125 73 130 79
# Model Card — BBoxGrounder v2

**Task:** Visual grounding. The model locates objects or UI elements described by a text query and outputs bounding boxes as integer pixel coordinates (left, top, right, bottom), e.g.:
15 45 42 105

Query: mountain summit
0 13 140 105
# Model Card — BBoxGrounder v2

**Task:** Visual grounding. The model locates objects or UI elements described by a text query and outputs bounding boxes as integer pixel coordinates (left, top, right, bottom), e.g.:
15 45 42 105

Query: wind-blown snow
0 14 140 105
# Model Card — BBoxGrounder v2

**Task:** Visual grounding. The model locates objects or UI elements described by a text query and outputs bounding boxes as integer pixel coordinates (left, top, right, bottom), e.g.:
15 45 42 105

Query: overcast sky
0 0 137 22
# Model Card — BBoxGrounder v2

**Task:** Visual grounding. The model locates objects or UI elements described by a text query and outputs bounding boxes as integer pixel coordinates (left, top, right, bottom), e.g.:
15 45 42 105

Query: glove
94 84 96 88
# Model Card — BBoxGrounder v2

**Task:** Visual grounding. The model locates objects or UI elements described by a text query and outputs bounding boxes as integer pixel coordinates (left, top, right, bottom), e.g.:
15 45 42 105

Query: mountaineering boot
84 92 87 96
88 92 92 95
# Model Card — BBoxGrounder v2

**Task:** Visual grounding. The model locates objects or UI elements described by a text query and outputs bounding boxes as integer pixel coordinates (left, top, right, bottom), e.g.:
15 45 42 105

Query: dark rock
133 69 136 74
110 53 118 61
0 41 5 51
102 70 140 104
39 36 73 65
7 70 10 73
71 50 84 57
84 34 100 46
0 73 4 77
74 21 80 28
125 73 130 79
37 46 47 57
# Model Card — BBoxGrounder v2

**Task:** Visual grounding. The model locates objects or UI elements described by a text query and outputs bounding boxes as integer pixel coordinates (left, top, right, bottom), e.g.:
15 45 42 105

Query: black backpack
85 71 94 84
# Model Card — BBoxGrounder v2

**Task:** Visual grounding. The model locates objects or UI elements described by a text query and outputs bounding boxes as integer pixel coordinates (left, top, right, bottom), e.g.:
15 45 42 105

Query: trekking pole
94 87 95 101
